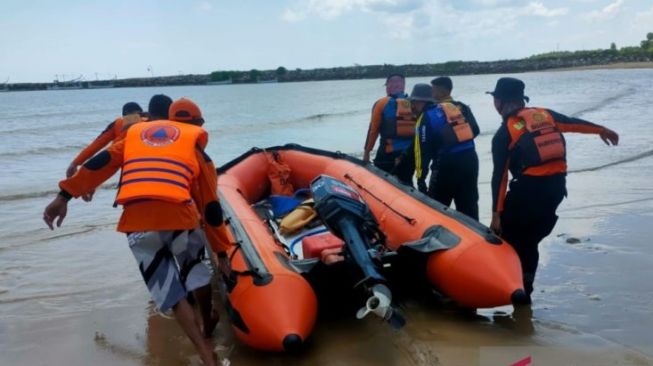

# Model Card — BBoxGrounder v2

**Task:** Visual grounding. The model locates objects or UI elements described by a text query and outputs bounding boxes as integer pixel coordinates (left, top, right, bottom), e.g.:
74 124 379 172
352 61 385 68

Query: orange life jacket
115 121 205 205
507 108 566 176
438 102 475 147
394 98 416 138
266 151 294 196
380 97 416 140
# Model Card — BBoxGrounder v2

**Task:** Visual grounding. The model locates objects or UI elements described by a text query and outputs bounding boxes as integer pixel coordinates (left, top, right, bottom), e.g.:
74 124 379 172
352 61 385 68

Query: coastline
545 61 653 72
3 58 653 92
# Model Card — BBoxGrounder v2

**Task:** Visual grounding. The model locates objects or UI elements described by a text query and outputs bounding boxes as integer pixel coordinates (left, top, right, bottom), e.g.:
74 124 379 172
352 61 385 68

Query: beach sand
2 192 652 366
547 61 653 72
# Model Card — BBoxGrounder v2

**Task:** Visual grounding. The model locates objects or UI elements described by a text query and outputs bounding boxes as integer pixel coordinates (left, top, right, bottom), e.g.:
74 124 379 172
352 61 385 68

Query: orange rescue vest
380 97 416 140
507 108 566 175
438 102 475 148
115 121 205 205
394 98 416 138
266 151 294 196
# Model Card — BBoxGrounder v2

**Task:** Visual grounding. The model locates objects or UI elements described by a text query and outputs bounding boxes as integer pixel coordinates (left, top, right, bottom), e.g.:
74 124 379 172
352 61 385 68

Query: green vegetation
641 32 653 50
6 32 652 91
209 71 234 82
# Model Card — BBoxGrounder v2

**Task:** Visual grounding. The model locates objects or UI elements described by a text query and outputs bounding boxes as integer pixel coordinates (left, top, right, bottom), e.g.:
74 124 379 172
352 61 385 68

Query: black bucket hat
486 77 530 102
408 83 434 102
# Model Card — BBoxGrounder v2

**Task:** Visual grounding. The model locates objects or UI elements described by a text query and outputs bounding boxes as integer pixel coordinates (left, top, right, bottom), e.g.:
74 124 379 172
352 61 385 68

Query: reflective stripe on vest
115 121 204 205
507 108 566 175
414 113 425 179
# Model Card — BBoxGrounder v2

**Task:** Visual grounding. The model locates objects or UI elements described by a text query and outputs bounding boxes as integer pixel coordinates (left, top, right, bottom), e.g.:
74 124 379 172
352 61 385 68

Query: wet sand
3 151 653 365
2 203 652 366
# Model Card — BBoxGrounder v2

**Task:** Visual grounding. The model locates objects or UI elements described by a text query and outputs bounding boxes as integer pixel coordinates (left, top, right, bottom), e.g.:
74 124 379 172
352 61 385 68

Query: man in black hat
412 76 481 219
363 73 416 186
488 77 619 303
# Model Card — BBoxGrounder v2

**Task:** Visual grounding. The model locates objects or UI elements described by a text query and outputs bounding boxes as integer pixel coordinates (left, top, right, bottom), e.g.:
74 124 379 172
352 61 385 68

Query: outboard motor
310 175 404 329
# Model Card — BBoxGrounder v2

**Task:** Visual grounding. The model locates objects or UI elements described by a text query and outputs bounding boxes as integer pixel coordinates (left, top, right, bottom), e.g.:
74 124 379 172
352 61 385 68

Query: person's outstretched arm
548 109 619 146
67 119 118 177
44 140 125 229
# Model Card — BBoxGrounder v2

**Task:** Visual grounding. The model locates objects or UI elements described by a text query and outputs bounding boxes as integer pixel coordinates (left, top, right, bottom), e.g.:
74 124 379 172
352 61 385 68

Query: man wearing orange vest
488 77 619 303
413 78 481 220
43 98 228 366
66 94 174 201
363 73 416 186
66 102 144 202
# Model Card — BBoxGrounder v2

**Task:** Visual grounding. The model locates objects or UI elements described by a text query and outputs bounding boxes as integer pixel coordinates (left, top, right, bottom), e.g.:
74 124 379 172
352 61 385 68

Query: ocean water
1 69 652 365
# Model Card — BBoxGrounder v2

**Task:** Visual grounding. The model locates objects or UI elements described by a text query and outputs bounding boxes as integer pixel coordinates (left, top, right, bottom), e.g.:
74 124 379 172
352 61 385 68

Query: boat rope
344 173 416 225
227 240 262 278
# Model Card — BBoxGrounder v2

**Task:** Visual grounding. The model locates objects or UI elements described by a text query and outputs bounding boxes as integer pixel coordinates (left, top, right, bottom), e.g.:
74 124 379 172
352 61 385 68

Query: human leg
128 231 215 365
171 229 218 338
172 298 217 366
428 165 454 207
501 176 565 298
452 151 479 220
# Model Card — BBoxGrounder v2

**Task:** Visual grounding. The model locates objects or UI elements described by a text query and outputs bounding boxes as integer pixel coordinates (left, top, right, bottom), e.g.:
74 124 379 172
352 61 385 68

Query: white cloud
282 8 305 22
281 0 425 22
282 0 567 43
196 1 213 12
632 6 653 34
522 2 568 17
582 0 624 21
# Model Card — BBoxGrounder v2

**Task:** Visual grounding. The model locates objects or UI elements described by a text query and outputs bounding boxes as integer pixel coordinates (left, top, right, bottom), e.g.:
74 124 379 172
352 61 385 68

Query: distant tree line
206 32 653 84
6 32 653 91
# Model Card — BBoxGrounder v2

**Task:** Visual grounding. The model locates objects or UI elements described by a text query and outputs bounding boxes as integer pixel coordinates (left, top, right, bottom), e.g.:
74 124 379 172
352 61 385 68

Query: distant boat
87 82 115 89
47 75 84 90
207 78 232 85
47 82 84 90
258 79 278 84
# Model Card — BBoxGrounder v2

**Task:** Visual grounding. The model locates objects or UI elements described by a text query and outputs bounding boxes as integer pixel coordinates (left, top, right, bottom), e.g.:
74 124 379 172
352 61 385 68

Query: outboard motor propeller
310 175 405 329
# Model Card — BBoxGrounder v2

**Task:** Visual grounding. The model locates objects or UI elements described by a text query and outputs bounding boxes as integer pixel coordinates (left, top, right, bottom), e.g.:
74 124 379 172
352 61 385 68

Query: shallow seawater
1 69 653 365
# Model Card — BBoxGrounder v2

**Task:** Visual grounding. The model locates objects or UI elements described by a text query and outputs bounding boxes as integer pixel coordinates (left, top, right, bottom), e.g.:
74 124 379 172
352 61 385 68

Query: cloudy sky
1 0 652 82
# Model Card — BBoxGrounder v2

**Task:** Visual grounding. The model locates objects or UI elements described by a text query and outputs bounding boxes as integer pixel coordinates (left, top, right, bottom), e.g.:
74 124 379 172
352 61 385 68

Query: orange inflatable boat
213 144 526 352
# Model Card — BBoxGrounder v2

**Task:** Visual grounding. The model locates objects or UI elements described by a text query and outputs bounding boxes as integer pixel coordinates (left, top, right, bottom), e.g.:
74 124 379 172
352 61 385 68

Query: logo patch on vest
513 121 525 130
141 124 180 146
532 112 546 122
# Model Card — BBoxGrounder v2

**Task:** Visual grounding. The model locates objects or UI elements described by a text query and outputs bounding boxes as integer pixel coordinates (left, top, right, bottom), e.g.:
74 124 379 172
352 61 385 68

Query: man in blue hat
488 77 619 303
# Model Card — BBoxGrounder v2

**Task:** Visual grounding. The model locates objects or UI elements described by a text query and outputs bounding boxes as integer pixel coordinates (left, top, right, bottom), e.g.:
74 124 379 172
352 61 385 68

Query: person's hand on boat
363 150 370 163
43 195 69 230
600 128 619 146
490 212 502 235
66 163 78 178
417 179 428 194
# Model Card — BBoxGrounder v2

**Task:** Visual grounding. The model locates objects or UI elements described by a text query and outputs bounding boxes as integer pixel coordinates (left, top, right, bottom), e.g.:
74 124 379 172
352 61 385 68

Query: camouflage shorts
127 229 211 312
